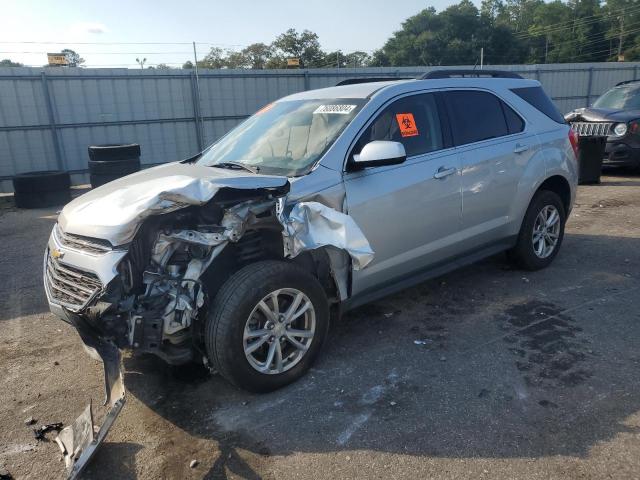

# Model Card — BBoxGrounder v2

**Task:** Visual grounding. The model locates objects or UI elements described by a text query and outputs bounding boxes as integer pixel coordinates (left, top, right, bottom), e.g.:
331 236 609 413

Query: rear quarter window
511 86 564 124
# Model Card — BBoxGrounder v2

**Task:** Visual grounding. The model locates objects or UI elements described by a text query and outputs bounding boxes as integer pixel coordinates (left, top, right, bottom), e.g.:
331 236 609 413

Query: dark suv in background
566 79 640 170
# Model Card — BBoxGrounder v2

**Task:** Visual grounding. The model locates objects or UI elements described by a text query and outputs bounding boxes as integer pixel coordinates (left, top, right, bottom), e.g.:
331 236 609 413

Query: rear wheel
205 261 329 392
508 190 566 270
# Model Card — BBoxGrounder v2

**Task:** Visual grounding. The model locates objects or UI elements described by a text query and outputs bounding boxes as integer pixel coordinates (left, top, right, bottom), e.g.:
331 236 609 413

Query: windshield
197 98 367 176
593 86 640 110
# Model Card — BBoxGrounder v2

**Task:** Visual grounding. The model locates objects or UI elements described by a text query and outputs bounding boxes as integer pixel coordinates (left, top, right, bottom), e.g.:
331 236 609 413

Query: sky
0 0 474 68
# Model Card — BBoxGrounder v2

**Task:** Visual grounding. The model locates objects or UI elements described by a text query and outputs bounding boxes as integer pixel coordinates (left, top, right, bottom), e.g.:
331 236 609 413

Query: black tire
508 190 566 271
14 189 70 209
88 144 140 162
88 158 140 175
90 173 134 188
205 260 330 392
12 170 70 193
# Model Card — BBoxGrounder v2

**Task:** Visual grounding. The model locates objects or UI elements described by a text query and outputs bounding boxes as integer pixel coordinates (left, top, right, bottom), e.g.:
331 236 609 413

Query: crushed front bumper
44 228 128 479
53 313 126 480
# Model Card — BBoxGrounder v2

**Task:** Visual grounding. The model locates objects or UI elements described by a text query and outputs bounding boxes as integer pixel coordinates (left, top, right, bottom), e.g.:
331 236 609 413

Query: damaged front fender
278 200 374 270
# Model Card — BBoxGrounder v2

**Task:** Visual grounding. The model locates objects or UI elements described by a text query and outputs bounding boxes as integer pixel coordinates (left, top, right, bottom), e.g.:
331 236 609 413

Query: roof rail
615 79 640 86
335 77 413 86
419 69 523 80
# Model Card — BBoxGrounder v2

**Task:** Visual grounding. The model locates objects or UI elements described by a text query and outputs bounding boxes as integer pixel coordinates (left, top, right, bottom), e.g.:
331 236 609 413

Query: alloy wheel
532 205 561 259
243 288 316 374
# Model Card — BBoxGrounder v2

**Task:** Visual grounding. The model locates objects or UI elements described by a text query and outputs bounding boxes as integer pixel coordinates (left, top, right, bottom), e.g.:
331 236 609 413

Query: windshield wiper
211 161 259 174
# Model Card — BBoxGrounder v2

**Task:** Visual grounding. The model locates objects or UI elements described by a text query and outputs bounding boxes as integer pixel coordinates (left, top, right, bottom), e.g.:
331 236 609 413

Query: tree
182 60 194 69
323 50 346 68
198 47 226 69
0 58 23 67
155 63 173 70
241 43 273 69
345 51 371 68
224 50 248 69
61 49 84 67
271 29 325 67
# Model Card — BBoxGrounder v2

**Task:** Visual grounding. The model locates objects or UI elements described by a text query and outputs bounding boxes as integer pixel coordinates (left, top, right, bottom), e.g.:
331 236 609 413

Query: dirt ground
1 172 639 480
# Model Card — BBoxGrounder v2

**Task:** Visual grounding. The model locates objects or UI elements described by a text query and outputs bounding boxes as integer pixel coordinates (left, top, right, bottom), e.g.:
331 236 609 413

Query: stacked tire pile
12 171 71 209
88 143 141 188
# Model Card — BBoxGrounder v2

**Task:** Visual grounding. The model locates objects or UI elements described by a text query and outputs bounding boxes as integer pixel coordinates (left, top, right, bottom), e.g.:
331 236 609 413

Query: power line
512 4 640 39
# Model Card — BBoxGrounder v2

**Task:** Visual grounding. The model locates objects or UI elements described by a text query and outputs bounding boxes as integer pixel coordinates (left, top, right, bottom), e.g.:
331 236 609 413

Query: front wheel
205 261 330 392
508 190 566 271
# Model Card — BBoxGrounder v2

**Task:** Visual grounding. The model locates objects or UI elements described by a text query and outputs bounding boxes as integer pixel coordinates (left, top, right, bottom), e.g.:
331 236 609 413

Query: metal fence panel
1 62 639 192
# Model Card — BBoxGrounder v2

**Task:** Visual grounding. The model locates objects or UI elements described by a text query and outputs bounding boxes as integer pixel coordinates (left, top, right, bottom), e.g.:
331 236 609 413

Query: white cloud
70 22 109 35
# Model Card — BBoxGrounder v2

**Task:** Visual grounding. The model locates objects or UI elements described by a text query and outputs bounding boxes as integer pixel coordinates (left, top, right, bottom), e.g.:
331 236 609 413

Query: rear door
443 89 539 248
343 92 463 297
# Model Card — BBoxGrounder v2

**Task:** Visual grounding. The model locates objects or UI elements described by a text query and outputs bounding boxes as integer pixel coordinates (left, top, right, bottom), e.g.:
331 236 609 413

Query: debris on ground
389 401 397 406
413 339 432 346
24 416 36 426
33 422 63 441
189 459 198 468
439 356 447 362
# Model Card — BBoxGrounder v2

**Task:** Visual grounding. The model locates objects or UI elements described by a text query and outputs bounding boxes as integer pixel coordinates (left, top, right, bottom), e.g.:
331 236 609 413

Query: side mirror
352 141 407 169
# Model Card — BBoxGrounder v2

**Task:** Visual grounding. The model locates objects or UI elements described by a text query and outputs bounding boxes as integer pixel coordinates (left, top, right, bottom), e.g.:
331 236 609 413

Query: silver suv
45 71 578 400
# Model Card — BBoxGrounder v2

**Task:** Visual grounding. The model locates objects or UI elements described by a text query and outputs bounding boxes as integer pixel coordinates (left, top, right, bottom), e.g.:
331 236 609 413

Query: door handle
433 166 457 179
514 143 529 154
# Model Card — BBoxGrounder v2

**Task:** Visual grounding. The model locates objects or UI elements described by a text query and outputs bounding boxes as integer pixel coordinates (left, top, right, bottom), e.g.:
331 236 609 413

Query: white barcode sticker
313 104 357 115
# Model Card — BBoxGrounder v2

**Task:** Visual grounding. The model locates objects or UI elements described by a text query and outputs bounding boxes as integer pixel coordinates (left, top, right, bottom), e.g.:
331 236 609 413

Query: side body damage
45 169 373 477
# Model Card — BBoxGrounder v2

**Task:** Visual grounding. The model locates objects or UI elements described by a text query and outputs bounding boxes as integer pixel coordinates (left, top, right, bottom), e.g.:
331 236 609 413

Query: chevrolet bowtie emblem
51 248 64 259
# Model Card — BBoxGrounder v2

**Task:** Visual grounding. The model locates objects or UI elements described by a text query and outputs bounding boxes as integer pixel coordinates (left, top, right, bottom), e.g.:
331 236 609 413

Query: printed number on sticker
396 113 419 137
313 104 357 115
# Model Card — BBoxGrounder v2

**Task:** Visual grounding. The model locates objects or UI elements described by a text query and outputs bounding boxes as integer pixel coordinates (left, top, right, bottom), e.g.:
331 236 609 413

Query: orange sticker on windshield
396 113 419 137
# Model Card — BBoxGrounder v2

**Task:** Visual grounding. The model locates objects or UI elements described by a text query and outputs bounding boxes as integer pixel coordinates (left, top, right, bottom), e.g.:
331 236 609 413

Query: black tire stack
88 144 141 188
12 171 71 209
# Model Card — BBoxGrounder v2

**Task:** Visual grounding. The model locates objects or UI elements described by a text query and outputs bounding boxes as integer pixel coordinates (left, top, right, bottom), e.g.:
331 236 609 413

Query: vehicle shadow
601 168 640 186
109 232 640 479
83 442 143 479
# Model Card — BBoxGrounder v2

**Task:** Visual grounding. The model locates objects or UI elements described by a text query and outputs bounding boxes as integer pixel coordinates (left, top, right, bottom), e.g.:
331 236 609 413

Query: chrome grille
54 224 112 255
570 121 613 137
45 252 102 311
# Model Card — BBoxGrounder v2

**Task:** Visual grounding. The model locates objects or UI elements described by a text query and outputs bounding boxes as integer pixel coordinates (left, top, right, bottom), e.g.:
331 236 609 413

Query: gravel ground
1 173 639 480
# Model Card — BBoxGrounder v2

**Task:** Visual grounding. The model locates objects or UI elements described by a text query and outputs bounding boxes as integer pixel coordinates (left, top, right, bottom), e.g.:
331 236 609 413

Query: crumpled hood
59 162 289 245
565 107 640 123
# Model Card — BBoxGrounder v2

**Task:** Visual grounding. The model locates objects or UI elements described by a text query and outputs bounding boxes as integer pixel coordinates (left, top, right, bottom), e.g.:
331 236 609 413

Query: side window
445 91 509 146
352 93 444 159
501 101 525 134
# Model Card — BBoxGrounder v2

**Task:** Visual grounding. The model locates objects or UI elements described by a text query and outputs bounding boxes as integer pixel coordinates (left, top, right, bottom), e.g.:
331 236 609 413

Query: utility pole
480 47 484 69
192 41 203 147
618 8 625 61
545 35 549 64
336 51 340 68
136 57 146 69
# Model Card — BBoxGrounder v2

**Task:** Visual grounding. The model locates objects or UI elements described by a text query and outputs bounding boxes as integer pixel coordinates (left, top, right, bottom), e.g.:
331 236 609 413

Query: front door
343 92 463 297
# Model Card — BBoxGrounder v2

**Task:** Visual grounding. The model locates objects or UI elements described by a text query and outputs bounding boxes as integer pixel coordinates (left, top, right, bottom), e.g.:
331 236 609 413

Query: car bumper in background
603 141 640 168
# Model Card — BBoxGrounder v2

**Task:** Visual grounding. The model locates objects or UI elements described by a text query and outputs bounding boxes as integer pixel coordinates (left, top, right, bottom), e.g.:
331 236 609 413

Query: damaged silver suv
45 71 577 470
